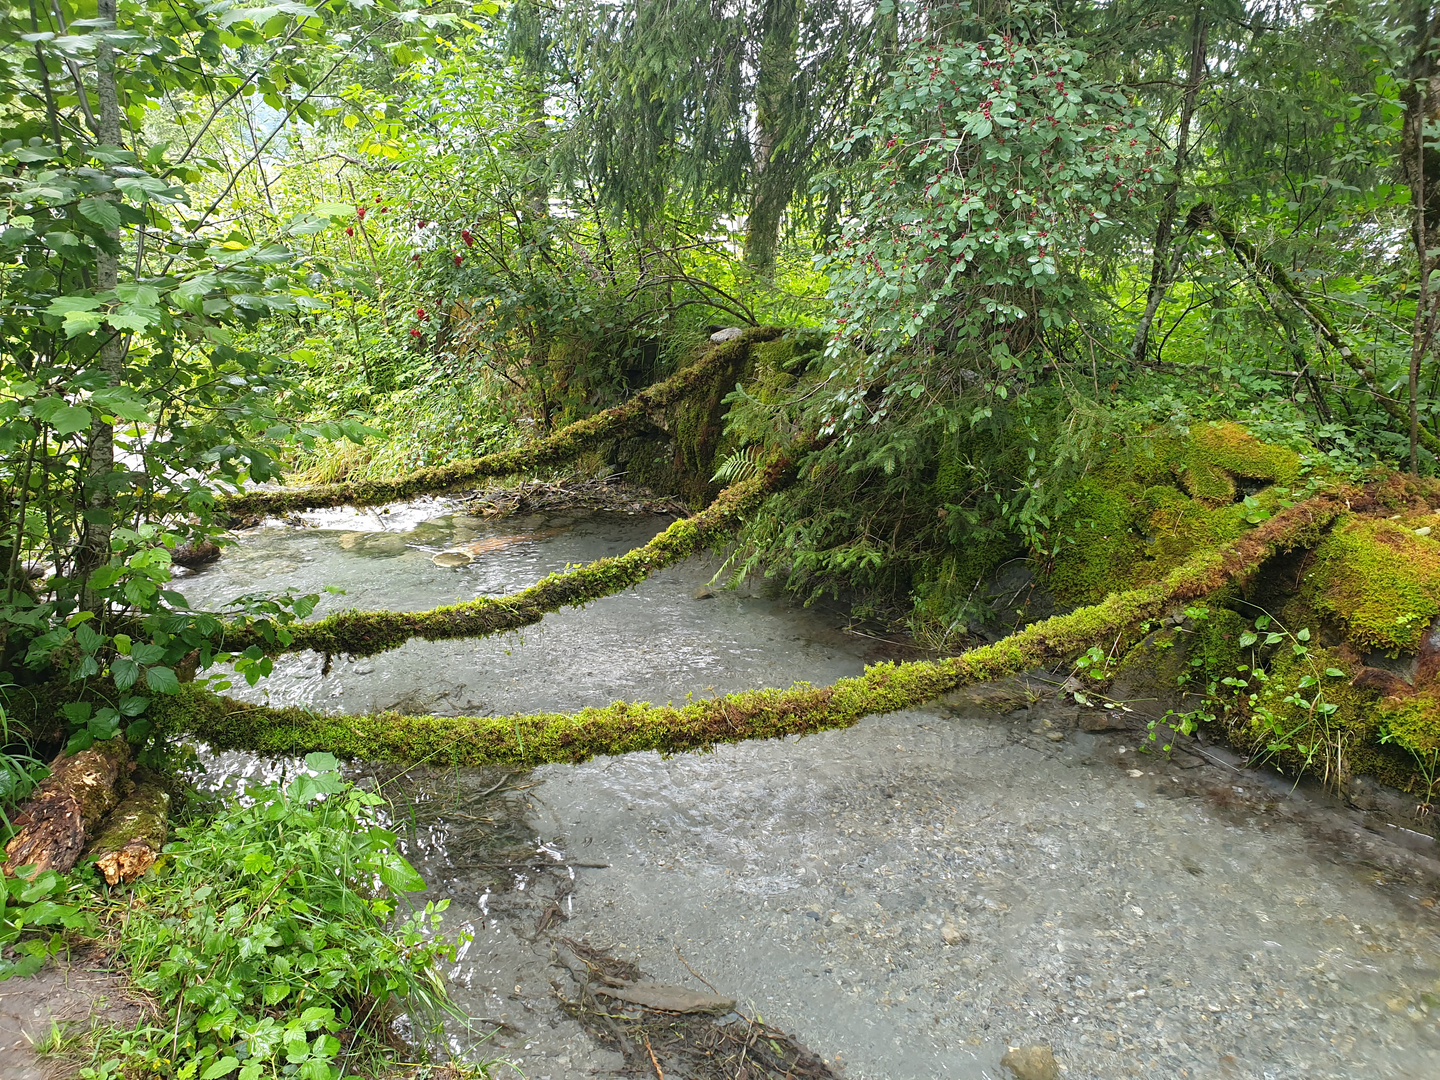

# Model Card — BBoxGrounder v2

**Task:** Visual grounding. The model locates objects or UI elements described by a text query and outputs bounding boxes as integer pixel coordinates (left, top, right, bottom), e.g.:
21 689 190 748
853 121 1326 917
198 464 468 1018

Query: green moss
1302 516 1440 653
1375 691 1440 755
1182 422 1302 506
1047 480 1148 604
1191 606 1248 686
1047 425 1304 605
1232 644 1375 783
220 326 783 518
144 490 1345 767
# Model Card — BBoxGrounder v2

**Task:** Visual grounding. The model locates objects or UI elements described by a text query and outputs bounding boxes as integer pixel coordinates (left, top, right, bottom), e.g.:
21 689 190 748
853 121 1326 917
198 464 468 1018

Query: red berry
356 206 366 219
345 226 354 236
454 254 462 266
409 328 421 337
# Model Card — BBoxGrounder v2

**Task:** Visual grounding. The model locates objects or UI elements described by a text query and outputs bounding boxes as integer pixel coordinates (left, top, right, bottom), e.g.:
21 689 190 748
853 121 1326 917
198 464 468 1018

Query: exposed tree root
218 327 782 518
217 438 817 659
155 489 1347 768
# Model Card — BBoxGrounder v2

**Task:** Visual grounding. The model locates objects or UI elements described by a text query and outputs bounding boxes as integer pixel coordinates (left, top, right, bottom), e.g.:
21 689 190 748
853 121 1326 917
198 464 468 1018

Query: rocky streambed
182 502 1440 1079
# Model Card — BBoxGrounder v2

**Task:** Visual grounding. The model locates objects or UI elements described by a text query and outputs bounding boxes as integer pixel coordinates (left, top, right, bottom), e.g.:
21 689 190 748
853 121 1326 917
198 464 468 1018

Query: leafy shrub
103 753 469 1080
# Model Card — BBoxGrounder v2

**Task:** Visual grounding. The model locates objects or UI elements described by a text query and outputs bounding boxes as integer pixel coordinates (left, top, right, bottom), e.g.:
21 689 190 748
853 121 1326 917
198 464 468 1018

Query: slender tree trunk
744 0 801 274
76 0 124 608
1130 6 1207 364
1404 4 1440 474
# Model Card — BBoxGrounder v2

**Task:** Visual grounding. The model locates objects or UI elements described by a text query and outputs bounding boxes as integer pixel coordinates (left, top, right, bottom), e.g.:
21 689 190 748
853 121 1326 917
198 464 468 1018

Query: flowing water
181 503 1440 1080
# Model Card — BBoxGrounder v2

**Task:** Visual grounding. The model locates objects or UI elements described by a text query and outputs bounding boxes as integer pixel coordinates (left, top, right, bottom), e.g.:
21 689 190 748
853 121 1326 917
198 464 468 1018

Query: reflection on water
188 503 1440 1080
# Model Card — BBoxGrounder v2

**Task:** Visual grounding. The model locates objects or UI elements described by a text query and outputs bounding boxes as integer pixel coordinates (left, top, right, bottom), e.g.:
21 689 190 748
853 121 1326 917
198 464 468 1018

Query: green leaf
375 856 426 894
60 311 105 338
201 1057 240 1080
304 752 339 774
49 405 92 436
145 666 180 694
78 198 121 230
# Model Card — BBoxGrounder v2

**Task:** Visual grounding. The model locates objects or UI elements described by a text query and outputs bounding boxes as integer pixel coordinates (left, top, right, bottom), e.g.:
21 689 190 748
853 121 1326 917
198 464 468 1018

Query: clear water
185 504 1440 1080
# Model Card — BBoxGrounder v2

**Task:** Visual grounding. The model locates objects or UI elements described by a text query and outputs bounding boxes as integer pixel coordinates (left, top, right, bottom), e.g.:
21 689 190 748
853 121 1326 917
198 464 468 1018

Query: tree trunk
1130 6 1207 363
218 326 782 517
75 0 125 609
86 779 169 885
1402 4 1440 473
3 739 131 876
744 0 801 273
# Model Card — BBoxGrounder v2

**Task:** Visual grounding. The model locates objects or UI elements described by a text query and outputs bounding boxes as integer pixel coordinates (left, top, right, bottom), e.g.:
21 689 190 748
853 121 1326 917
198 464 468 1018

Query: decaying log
3 739 131 876
217 435 820 659
85 780 170 885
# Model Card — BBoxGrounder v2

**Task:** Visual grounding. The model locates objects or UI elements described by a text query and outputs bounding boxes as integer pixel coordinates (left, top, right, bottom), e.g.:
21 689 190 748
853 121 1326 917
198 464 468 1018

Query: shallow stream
181 504 1440 1080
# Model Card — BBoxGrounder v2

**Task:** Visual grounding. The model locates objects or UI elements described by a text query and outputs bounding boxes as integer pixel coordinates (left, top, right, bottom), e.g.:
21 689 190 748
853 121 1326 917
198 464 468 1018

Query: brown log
86 779 170 885
2 739 131 877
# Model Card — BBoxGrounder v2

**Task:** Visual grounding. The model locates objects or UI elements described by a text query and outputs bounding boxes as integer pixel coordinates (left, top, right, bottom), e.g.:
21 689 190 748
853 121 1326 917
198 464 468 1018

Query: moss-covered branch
156 489 1348 768
220 440 815 659
219 327 782 518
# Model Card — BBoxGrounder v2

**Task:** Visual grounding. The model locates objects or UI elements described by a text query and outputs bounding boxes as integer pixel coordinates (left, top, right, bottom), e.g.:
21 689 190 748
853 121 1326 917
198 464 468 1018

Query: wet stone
1001 1044 1059 1080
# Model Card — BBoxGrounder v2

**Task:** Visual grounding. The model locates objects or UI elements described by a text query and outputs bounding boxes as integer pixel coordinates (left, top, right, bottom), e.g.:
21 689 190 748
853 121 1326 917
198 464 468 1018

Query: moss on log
219 327 782 518
220 440 814 659
86 780 170 885
3 739 131 876
156 490 1347 768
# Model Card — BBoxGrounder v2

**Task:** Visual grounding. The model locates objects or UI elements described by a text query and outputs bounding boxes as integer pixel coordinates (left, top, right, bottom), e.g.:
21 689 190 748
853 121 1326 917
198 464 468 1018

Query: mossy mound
1046 424 1306 605
1182 422 1302 506
1375 691 1440 755
1231 644 1375 783
1302 516 1440 654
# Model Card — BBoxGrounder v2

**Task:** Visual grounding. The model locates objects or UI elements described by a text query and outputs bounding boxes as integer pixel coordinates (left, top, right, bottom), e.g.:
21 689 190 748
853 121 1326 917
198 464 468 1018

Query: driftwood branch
216 436 818 659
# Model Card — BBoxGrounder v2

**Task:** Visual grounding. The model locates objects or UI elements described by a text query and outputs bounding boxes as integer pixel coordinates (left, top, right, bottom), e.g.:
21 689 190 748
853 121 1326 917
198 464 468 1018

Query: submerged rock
432 551 472 567
1000 1044 1059 1080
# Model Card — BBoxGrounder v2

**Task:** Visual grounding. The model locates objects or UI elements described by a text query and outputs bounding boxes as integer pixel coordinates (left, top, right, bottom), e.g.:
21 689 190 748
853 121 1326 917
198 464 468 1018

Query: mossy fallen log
3 739 131 876
219 327 782 518
218 440 813 659
156 489 1347 768
85 779 170 885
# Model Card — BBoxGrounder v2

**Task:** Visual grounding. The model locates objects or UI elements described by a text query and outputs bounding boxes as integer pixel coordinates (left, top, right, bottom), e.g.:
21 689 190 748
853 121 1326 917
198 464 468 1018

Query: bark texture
86 780 170 885
3 739 131 876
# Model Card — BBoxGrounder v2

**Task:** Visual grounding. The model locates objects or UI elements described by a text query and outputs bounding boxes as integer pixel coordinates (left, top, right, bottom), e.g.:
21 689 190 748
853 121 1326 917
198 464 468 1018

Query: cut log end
86 781 171 885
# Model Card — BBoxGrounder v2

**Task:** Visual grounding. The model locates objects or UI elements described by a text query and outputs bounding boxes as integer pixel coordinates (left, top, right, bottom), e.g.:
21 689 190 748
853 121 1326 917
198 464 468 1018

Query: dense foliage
5 0 1440 1071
